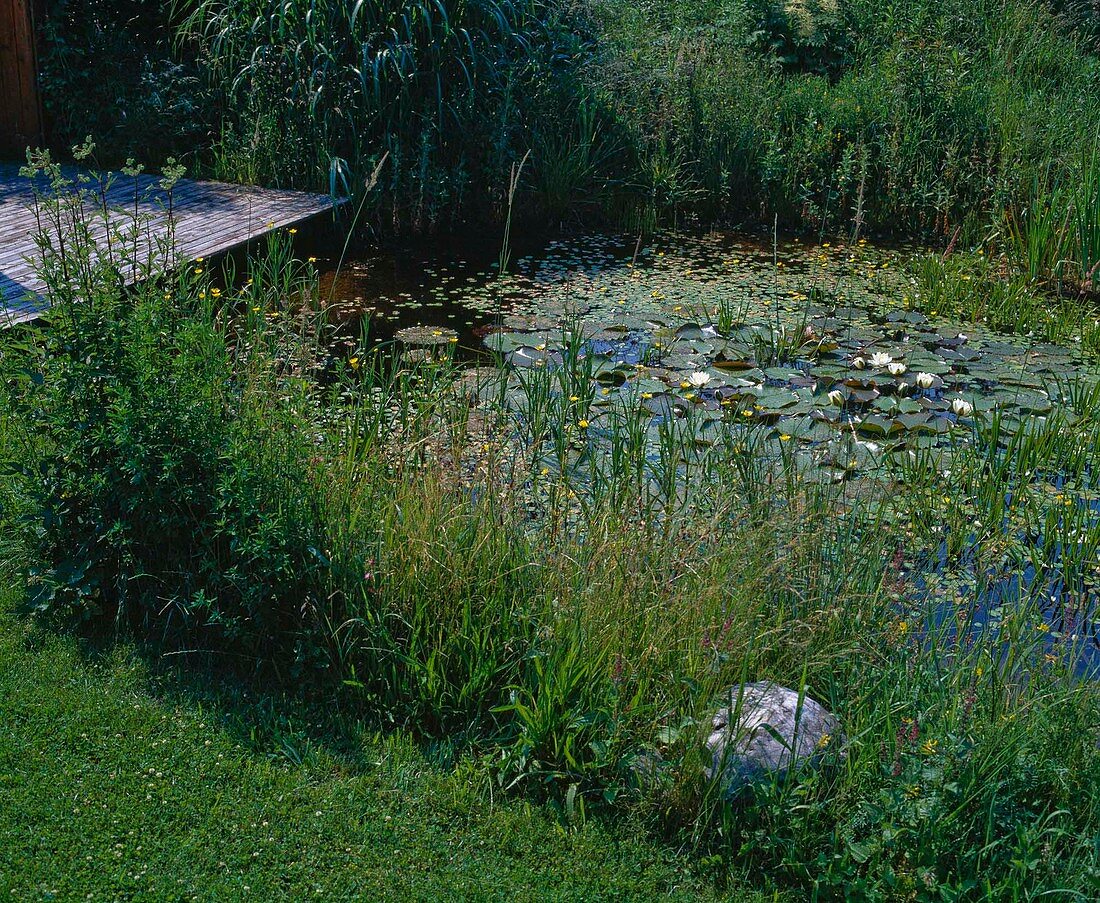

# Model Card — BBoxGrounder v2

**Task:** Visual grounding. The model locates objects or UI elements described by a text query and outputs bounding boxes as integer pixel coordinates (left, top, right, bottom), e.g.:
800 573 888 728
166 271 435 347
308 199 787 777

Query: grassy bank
0 579 757 901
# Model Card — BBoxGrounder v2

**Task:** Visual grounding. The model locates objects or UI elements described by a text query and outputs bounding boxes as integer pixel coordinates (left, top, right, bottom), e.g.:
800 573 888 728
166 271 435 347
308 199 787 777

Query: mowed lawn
0 581 762 902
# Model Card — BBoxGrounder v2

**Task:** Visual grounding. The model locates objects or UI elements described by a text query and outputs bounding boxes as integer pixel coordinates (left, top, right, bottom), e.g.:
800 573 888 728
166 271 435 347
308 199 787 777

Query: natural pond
313 229 1100 671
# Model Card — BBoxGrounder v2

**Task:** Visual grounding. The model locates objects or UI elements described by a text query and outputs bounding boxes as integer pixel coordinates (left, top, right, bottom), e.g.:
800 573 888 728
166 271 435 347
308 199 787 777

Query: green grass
0 580 763 902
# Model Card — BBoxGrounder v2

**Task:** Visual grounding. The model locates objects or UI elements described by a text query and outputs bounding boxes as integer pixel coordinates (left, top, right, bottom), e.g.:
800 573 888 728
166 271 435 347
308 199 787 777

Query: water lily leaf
938 346 980 362
781 417 834 441
885 310 928 325
858 415 903 437
713 358 757 371
675 323 717 341
848 387 881 405
509 345 557 367
640 392 685 417
595 369 627 386
755 387 800 411
764 366 804 382
895 412 936 433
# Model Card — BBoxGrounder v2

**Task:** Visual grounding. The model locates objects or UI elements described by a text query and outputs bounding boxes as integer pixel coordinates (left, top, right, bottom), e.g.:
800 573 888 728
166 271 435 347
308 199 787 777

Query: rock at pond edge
706 681 842 797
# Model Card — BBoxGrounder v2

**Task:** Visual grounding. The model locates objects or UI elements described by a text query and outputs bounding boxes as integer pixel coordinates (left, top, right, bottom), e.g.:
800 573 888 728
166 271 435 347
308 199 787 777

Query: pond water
314 229 1099 459
311 228 1100 672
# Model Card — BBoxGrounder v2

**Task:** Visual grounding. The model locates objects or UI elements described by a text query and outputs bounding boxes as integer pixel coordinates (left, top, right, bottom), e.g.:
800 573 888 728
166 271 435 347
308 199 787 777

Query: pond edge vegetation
1 148 1099 898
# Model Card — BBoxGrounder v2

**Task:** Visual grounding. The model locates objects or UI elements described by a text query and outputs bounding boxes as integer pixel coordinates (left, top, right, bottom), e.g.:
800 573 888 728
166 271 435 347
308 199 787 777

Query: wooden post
0 0 43 156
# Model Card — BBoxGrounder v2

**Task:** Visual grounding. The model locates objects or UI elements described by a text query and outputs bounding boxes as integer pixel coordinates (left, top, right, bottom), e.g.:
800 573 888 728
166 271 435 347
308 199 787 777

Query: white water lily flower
915 372 935 389
951 397 974 417
869 352 893 368
851 356 867 370
827 389 844 407
688 371 712 388
887 361 907 376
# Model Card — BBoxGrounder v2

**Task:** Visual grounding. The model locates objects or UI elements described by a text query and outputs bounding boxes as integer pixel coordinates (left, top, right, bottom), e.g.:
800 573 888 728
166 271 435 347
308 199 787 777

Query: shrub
38 1 209 166
2 156 328 660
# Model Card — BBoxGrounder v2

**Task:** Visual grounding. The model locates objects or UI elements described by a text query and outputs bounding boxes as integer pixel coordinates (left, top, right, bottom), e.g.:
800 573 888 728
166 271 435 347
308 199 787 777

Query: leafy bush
743 0 855 78
3 156 328 659
38 1 209 166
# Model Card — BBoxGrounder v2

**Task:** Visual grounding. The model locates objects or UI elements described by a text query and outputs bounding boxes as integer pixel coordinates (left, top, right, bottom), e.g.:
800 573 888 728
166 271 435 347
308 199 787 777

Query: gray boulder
706 681 841 796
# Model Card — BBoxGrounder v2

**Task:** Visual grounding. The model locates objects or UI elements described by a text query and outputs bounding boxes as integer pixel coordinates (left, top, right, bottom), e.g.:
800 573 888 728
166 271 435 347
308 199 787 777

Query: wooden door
0 0 43 156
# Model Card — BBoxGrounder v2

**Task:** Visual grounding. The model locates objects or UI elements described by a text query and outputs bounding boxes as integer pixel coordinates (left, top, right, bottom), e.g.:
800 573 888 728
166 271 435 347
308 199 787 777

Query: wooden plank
1 167 340 323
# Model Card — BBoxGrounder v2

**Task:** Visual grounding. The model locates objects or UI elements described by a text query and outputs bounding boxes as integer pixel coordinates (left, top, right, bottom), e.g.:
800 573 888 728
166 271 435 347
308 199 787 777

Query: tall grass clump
175 0 579 228
999 143 1100 290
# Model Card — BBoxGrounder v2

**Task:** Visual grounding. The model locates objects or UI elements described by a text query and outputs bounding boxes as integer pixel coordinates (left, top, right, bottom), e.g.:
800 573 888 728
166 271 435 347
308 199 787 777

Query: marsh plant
28 0 1100 246
175 0 568 228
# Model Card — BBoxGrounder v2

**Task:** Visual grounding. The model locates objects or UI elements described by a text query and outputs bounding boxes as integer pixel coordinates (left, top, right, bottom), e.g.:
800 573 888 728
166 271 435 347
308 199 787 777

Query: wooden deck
1 164 339 325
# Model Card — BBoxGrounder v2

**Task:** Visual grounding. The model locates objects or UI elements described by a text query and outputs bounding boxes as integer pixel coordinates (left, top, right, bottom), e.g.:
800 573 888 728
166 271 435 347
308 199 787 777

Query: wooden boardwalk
1 163 339 325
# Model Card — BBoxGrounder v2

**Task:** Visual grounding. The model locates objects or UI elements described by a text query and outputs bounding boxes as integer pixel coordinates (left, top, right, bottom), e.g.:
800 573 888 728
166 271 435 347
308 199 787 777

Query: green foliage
583 0 1100 233
175 0 576 228
1004 175 1071 283
4 157 1100 898
30 0 1100 239
742 0 854 78
3 155 328 658
38 1 208 166
998 142 1100 289
1071 143 1100 286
